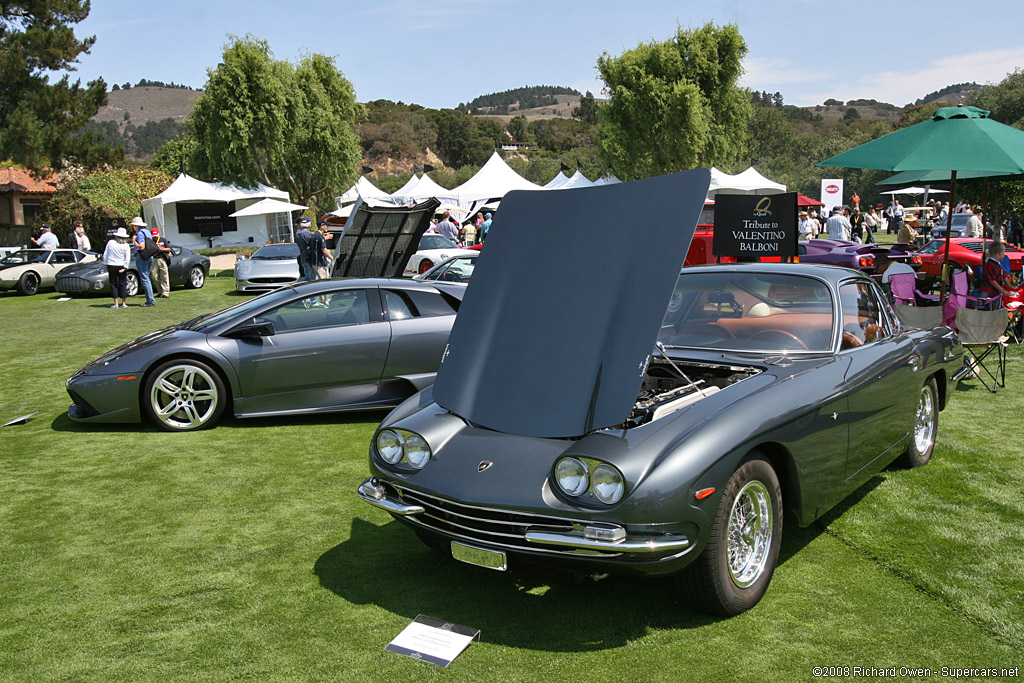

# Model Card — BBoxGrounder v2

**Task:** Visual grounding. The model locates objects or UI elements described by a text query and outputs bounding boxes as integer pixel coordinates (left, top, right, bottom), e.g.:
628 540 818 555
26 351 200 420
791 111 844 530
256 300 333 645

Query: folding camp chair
893 303 943 330
888 272 939 307
954 307 1008 392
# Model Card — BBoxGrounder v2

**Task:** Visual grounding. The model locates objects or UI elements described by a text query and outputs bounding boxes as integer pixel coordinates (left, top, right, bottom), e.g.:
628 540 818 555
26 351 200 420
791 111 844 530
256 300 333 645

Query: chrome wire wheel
913 384 936 456
727 480 773 588
149 363 220 430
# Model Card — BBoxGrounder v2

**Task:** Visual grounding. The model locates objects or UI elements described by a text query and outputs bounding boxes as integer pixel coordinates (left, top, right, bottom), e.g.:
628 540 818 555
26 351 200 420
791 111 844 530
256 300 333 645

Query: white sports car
403 234 476 277
0 249 98 296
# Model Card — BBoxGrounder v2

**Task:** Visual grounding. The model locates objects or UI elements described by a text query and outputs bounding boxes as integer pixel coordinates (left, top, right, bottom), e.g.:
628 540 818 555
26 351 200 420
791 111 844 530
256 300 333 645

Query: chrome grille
56 276 92 292
388 482 621 557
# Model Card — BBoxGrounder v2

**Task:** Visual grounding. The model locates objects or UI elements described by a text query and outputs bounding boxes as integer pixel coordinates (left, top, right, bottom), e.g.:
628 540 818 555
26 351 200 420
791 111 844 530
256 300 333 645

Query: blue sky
68 0 1024 109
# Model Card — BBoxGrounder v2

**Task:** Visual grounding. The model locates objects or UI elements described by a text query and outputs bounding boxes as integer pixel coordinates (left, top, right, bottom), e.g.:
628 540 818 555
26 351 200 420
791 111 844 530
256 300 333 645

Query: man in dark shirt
295 216 315 281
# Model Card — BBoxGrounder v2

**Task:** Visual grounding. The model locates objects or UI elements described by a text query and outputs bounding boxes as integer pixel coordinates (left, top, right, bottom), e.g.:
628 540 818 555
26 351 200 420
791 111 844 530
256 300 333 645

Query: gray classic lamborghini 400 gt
67 278 465 431
357 169 963 616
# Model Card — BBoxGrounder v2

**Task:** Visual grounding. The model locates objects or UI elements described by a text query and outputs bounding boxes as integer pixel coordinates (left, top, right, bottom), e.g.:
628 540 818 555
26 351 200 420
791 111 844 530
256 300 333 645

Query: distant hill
92 86 201 129
914 82 982 107
458 85 580 115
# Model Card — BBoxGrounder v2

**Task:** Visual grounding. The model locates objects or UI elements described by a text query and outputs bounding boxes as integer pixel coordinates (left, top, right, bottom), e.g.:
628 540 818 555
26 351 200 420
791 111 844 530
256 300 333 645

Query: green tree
0 1 110 171
186 36 364 205
428 109 502 167
571 91 599 125
595 23 751 180
150 135 198 176
969 68 1024 129
507 115 530 143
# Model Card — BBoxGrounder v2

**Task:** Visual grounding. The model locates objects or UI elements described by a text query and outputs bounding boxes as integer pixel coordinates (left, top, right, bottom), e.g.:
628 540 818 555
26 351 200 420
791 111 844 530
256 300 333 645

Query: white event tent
451 151 542 202
403 173 460 202
141 174 292 249
707 167 786 196
555 170 596 190
593 174 622 186
337 176 390 205
391 173 422 196
544 172 570 189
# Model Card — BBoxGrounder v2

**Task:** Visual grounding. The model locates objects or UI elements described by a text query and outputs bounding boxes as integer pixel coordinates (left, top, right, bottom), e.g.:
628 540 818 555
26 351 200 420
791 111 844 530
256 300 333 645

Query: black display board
176 202 238 236
104 217 128 235
713 193 798 259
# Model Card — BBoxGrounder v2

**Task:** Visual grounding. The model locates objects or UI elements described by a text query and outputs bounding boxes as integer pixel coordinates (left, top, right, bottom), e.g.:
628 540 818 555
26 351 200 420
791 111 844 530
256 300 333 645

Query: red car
916 238 1024 278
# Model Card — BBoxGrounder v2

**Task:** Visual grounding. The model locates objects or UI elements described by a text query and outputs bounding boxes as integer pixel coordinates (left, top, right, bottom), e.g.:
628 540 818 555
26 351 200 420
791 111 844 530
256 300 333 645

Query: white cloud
740 57 829 88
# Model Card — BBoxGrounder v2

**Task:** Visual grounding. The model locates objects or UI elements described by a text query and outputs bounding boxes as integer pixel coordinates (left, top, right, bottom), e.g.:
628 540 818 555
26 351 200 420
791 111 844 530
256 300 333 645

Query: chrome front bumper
357 477 691 555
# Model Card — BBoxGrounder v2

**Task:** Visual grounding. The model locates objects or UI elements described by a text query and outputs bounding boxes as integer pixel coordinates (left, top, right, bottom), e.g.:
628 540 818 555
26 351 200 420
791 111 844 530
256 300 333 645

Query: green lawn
1 272 1022 681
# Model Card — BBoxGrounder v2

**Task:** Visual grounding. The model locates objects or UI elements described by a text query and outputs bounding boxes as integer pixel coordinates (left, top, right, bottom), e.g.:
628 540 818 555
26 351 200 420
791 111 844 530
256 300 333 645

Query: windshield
0 249 49 265
186 287 298 332
420 256 477 282
659 272 835 352
252 243 299 260
419 234 458 250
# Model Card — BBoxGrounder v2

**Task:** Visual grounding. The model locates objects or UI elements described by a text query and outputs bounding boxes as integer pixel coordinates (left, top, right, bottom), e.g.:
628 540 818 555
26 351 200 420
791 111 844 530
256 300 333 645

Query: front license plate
450 541 507 571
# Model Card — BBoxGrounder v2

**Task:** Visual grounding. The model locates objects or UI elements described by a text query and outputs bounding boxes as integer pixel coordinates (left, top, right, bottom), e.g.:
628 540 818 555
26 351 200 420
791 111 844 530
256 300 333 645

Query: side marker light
695 487 715 500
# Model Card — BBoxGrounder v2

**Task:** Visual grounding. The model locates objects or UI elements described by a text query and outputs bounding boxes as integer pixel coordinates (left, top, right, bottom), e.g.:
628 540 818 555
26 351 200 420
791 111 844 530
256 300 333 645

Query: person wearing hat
102 227 132 308
294 216 315 281
479 212 493 243
31 224 59 249
150 226 172 298
310 220 332 282
798 211 815 241
131 217 156 306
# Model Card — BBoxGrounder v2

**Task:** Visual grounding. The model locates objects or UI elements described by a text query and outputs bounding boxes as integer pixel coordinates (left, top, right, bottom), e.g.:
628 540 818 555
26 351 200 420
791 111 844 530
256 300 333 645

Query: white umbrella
229 198 308 217
879 186 949 196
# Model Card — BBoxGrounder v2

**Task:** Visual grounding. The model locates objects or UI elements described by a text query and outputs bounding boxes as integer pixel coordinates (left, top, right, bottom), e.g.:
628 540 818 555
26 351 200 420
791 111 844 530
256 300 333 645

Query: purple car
799 240 922 273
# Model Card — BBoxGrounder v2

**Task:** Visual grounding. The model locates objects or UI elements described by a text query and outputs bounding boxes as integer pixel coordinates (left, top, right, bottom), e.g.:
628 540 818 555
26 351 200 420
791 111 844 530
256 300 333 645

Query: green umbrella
818 106 1024 300
876 168 1020 185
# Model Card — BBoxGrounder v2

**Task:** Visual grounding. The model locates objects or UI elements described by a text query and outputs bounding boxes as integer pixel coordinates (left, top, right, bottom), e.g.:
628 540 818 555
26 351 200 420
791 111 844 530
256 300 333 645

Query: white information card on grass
386 615 479 667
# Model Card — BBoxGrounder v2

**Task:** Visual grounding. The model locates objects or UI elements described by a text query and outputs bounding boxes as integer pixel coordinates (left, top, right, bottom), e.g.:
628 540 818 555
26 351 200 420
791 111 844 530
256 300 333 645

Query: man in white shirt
31 224 58 249
825 207 852 241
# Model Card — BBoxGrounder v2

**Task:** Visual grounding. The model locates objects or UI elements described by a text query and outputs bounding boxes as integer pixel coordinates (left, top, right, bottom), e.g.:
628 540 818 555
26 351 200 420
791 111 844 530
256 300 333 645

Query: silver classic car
357 170 963 616
67 278 465 431
233 243 301 293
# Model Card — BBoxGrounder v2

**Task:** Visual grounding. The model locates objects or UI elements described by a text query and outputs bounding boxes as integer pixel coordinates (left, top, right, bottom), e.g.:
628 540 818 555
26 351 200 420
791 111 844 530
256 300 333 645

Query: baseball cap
484 212 492 218
298 216 311 225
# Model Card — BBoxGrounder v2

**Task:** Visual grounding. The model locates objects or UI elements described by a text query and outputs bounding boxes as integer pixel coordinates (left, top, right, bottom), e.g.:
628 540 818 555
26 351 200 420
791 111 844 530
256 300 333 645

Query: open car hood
432 168 711 438
332 197 440 278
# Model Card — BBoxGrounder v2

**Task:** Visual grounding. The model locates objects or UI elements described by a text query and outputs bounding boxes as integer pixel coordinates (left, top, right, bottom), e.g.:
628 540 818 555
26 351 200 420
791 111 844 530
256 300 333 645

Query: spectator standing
295 216 315 281
150 227 172 298
131 217 156 307
965 206 984 238
862 207 879 244
825 207 852 241
310 222 332 281
102 227 132 308
436 211 460 243
479 212 493 243
64 221 90 250
887 199 904 235
798 211 815 240
809 210 821 237
32 224 59 249
462 220 478 246
898 215 919 244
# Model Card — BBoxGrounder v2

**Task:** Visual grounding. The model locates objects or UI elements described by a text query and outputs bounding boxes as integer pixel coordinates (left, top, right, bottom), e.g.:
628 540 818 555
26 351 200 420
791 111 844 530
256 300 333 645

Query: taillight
860 256 873 267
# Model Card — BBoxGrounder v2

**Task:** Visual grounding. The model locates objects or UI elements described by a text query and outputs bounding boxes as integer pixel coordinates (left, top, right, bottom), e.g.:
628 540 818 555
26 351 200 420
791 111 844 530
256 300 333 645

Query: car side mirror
226 319 275 339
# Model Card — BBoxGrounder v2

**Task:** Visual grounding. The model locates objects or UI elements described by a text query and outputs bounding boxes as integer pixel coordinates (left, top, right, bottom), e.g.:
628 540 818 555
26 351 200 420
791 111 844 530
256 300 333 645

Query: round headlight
376 429 404 464
404 433 431 469
591 464 625 504
555 457 589 497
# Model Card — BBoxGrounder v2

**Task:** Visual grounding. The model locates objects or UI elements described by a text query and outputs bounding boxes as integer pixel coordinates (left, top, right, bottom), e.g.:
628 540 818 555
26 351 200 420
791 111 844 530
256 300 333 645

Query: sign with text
713 193 798 259
175 202 238 236
386 615 479 667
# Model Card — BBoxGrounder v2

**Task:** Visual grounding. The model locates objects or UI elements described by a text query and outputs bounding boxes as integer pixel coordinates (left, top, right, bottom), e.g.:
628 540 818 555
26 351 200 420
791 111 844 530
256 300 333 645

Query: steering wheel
677 323 736 338
748 329 809 350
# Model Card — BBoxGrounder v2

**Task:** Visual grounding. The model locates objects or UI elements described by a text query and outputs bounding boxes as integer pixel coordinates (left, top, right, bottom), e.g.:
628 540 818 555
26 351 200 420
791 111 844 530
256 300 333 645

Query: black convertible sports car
55 245 210 296
357 169 964 616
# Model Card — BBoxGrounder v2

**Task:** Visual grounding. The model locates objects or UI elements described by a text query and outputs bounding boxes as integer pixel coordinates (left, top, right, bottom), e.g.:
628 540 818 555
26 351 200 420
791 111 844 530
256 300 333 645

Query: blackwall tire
16 272 39 296
143 359 226 431
679 454 783 616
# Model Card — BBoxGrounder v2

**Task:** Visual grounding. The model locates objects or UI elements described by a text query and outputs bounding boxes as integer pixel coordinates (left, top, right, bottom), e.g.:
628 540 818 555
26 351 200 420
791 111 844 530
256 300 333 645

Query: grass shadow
777 475 884 565
51 409 391 433
314 517 720 652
